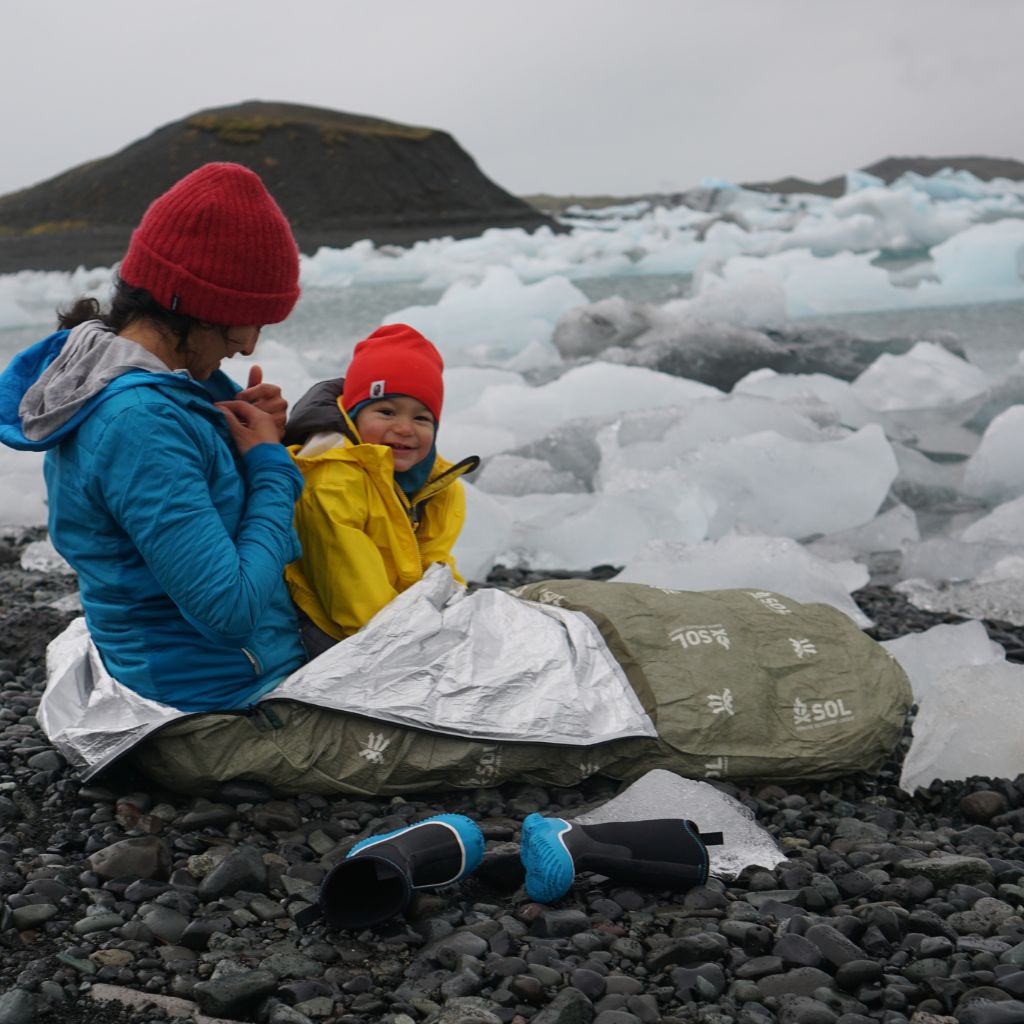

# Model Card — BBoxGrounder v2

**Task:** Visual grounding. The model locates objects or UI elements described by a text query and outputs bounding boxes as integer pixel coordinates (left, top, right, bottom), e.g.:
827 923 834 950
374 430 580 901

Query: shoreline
2 530 1024 1024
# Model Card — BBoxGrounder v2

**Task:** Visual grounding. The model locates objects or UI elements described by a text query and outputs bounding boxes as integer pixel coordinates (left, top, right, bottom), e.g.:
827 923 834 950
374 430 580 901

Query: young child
285 324 478 656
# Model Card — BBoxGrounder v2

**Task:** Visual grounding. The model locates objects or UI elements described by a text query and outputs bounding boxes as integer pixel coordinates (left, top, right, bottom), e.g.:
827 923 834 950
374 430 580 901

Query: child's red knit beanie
342 324 444 422
119 163 301 326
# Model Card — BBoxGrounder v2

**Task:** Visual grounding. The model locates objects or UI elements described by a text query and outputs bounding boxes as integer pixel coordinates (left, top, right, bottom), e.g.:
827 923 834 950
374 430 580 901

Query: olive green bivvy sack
132 580 910 795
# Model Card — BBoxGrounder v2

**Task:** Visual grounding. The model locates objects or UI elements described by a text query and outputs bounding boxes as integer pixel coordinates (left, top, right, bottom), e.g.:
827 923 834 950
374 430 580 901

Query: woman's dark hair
57 280 199 348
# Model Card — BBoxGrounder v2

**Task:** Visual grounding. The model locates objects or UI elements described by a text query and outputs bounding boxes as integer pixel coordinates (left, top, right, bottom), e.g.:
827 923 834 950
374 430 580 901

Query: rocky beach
1 529 1024 1024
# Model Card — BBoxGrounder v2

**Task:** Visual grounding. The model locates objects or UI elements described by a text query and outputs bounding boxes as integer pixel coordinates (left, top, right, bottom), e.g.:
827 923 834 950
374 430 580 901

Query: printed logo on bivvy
793 696 854 730
669 624 731 650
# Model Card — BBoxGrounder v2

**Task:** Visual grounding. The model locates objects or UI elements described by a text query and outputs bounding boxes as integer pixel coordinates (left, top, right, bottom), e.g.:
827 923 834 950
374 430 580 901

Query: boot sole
521 813 574 903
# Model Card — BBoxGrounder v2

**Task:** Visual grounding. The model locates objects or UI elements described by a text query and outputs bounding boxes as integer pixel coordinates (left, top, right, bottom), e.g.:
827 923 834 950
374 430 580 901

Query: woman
0 162 305 711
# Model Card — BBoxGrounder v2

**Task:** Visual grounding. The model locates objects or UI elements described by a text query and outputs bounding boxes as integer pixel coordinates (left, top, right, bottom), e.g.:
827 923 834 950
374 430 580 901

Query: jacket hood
19 320 173 441
0 321 237 452
282 377 347 447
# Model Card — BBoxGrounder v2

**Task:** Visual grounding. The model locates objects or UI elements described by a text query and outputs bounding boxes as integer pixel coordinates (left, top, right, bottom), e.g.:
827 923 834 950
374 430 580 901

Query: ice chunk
21 539 74 575
574 770 785 878
889 443 964 508
900 661 1024 792
962 496 1024 546
553 296 652 359
806 504 919 561
0 266 113 331
451 483 513 583
883 621 1005 706
852 342 991 412
0 449 48 527
498 488 714 570
601 423 897 540
384 266 586 370
613 534 871 627
734 369 881 430
474 454 587 496
895 567 1024 627
445 361 721 453
962 406 1024 503
899 539 1015 584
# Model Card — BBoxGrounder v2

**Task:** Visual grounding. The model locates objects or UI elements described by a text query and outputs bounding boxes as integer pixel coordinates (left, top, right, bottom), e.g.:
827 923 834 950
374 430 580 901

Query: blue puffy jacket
0 327 305 711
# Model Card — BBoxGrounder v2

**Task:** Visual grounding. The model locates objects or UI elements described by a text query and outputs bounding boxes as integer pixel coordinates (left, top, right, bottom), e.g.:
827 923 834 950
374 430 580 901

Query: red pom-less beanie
342 324 444 423
118 163 300 325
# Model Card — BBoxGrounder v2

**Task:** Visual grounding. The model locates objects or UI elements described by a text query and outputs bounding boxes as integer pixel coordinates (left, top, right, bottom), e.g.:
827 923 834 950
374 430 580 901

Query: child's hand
235 365 287 439
217 400 283 455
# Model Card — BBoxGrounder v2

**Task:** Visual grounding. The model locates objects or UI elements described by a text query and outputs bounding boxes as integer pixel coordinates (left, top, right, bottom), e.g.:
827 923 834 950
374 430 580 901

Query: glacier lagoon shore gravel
3 532 1024 1024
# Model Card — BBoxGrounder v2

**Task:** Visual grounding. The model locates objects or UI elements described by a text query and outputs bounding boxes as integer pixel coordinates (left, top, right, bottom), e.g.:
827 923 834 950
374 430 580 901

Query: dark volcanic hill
0 101 557 273
742 155 1024 197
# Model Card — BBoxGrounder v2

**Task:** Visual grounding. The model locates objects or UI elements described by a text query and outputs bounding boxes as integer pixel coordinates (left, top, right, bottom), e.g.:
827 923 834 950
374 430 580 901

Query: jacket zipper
240 647 262 674
399 455 480 532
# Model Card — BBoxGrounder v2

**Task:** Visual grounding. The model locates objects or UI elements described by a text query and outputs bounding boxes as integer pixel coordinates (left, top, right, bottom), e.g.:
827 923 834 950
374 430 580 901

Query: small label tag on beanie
170 294 180 312
369 380 386 398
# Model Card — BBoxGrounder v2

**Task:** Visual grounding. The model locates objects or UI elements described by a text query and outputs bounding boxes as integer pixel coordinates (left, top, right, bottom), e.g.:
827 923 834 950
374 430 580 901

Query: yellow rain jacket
286 432 478 641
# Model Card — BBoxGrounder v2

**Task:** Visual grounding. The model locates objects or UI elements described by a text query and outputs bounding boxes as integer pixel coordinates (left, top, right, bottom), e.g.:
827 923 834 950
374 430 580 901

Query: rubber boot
318 813 484 930
520 813 723 903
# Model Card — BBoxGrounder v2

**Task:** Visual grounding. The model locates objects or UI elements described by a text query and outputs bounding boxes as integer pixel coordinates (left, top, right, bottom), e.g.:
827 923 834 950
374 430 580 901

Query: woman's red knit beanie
342 324 444 422
119 163 300 325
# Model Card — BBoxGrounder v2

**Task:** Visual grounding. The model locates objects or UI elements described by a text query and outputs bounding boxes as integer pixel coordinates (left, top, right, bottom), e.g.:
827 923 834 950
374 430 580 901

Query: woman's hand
217 400 283 455
235 365 288 439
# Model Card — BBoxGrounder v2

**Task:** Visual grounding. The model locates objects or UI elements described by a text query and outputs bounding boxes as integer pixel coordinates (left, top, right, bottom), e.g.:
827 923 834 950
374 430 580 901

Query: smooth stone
836 960 884 991
895 858 995 887
532 988 595 1024
672 964 726 1000
776 934 824 968
193 968 278 1017
529 964 564 987
998 974 1024 999
180 802 238 829
592 1012 641 1024
806 924 867 967
180 916 231 950
510 975 546 1005
737 956 787 980
533 909 591 938
90 949 134 968
10 904 58 930
605 976 646 996
0 989 34 1024
956 1000 1024 1024
141 906 189 944
759 969 838 999
571 968 607 1000
249 801 304 832
72 912 123 934
776 995 839 1024
647 932 730 970
834 819 890 844
197 845 268 899
87 836 170 881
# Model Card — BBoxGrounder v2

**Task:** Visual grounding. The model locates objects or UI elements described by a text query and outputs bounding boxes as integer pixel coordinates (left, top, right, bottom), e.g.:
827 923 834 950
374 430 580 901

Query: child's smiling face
354 396 435 472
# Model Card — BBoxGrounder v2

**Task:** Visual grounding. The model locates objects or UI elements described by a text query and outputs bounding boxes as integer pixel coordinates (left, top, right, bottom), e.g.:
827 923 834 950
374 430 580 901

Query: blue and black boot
520 814 723 903
318 813 484 930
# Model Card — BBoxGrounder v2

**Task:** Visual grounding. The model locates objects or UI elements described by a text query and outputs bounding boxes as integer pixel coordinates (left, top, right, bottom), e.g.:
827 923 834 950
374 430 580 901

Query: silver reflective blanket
39 564 657 778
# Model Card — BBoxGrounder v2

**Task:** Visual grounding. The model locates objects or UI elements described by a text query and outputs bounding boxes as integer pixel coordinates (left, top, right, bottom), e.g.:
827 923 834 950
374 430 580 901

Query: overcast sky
3 0 1021 199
